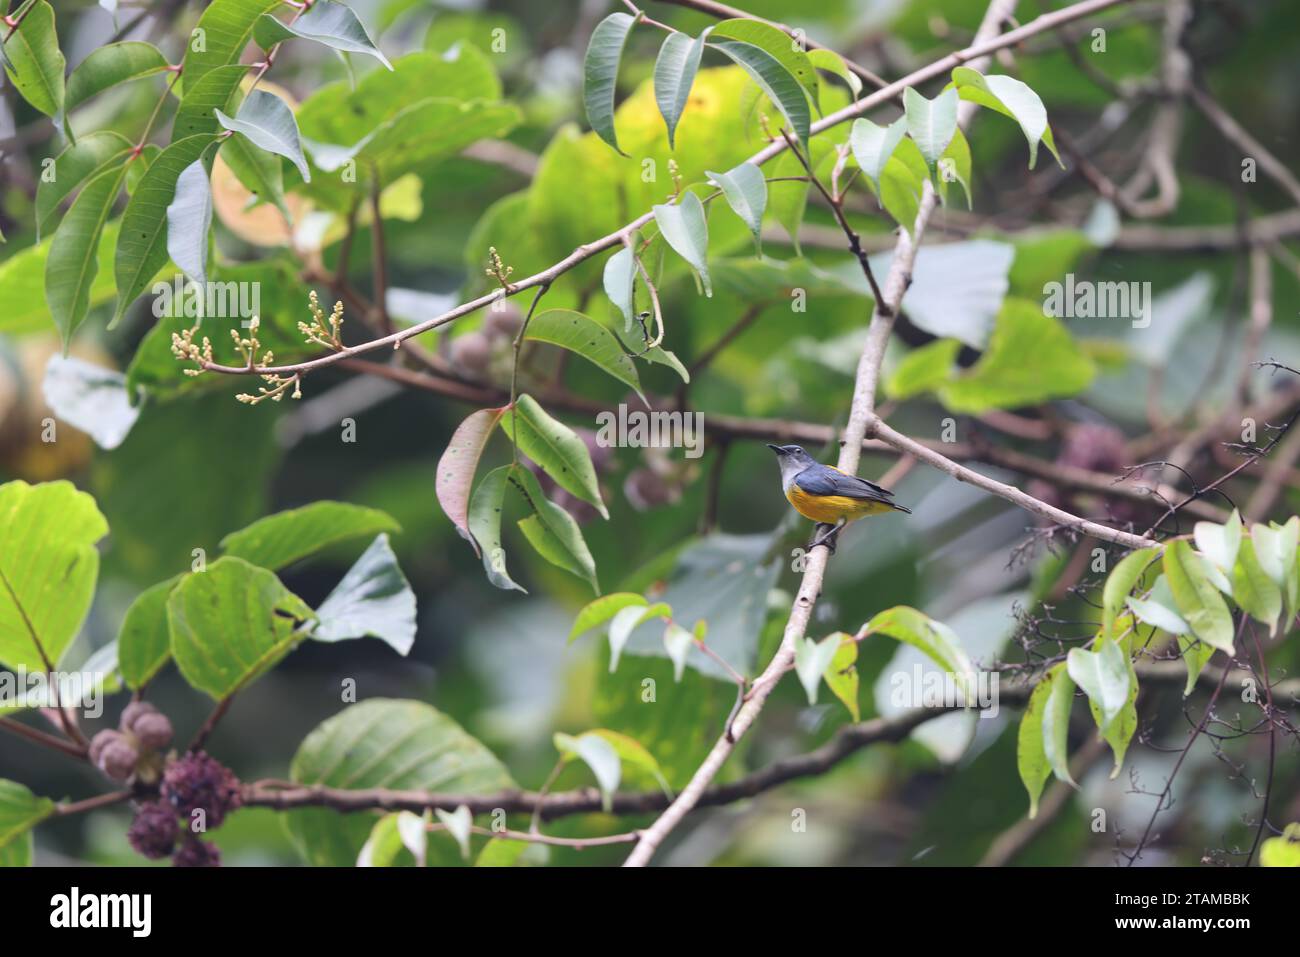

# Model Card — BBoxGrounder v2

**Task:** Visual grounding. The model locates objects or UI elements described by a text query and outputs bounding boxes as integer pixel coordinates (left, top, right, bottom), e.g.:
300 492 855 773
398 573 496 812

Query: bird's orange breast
786 484 894 524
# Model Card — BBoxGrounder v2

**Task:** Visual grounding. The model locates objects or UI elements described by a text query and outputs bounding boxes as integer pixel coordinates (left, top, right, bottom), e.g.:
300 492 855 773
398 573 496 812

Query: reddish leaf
436 406 506 557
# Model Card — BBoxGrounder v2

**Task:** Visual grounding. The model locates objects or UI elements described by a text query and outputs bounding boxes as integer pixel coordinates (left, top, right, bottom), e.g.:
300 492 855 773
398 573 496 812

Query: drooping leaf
524 309 643 399
554 731 620 810
807 47 860 98
508 465 599 594
903 86 958 172
2 1 65 120
1194 510 1242 574
606 603 651 672
287 698 514 866
253 0 392 69
171 63 249 139
112 133 218 327
652 191 711 297
166 556 314 700
117 576 181 690
216 89 311 182
710 38 810 149
0 481 108 671
602 246 637 331
220 501 401 571
35 131 132 240
1018 674 1053 818
1067 638 1131 732
653 30 706 148
950 67 1061 169
1126 575 1190 635
937 126 972 208
582 12 637 155
466 466 526 593
794 633 842 706
1041 662 1077 787
662 622 694 682
849 116 906 192
1163 539 1235 655
64 41 169 114
46 160 129 344
1232 537 1282 634
1102 547 1160 640
311 534 416 656
165 158 215 285
863 606 976 702
41 354 140 450
501 395 607 518
436 407 507 557
824 633 860 721
706 162 766 248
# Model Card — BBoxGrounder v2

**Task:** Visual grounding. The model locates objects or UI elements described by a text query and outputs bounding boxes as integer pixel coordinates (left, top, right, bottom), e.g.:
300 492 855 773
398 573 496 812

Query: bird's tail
892 503 913 514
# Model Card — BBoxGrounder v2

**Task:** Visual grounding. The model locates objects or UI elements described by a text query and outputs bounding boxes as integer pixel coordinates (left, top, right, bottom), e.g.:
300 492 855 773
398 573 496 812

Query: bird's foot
807 522 841 554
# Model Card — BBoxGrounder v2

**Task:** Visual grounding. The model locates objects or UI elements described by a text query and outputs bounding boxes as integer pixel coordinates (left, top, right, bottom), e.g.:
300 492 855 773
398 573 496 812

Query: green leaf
287 698 514 866
937 126 973 208
0 831 32 867
1260 824 1300 867
2 1 65 119
0 780 54 852
508 465 599 594
662 622 694 681
1067 638 1131 732
1126 575 1190 635
1195 509 1242 574
216 88 310 182
1041 662 1077 787
166 556 314 700
35 131 132 240
876 153 924 235
0 480 108 671
950 68 1060 169
570 592 653 643
709 19 818 105
582 12 636 155
706 162 766 248
903 86 958 171
165 158 215 286
45 160 129 344
65 41 169 114
554 731 620 810
606 602 654 672
653 191 711 297
1018 675 1053 818
766 147 810 252
1177 634 1216 697
1102 546 1160 640
1164 540 1235 655
710 38 810 149
181 0 281 94
436 407 507 558
112 133 219 327
807 48 860 98
602 246 637 331
794 633 841 706
1232 537 1282 634
849 116 906 192
884 338 960 400
171 63 249 140
501 394 607 518
311 534 416 656
117 576 181 690
824 634 860 722
467 466 526 593
938 299 1095 413
220 501 401 571
653 30 706 148
524 309 643 399
863 605 976 701
1257 517 1300 630
585 728 671 796
253 0 392 69
1089 650 1138 777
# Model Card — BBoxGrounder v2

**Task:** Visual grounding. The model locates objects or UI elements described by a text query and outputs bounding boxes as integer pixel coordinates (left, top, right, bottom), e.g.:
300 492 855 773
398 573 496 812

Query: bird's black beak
767 444 783 455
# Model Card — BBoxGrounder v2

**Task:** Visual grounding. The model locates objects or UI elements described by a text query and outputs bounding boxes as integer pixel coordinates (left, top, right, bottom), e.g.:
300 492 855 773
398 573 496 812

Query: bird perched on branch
767 444 910 553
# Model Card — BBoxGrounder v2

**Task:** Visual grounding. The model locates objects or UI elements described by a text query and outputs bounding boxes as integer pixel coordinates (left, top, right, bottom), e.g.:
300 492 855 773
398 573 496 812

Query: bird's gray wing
795 465 896 502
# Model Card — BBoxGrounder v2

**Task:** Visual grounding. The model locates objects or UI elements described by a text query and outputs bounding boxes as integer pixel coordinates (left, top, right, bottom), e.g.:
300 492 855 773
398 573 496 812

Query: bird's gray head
767 444 816 488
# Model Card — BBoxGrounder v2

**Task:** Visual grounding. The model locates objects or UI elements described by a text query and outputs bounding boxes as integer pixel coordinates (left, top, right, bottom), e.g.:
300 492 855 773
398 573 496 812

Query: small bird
767 444 910 553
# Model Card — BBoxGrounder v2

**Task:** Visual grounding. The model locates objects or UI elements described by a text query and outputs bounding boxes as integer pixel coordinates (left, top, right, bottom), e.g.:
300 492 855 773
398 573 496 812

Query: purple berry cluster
125 752 241 866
